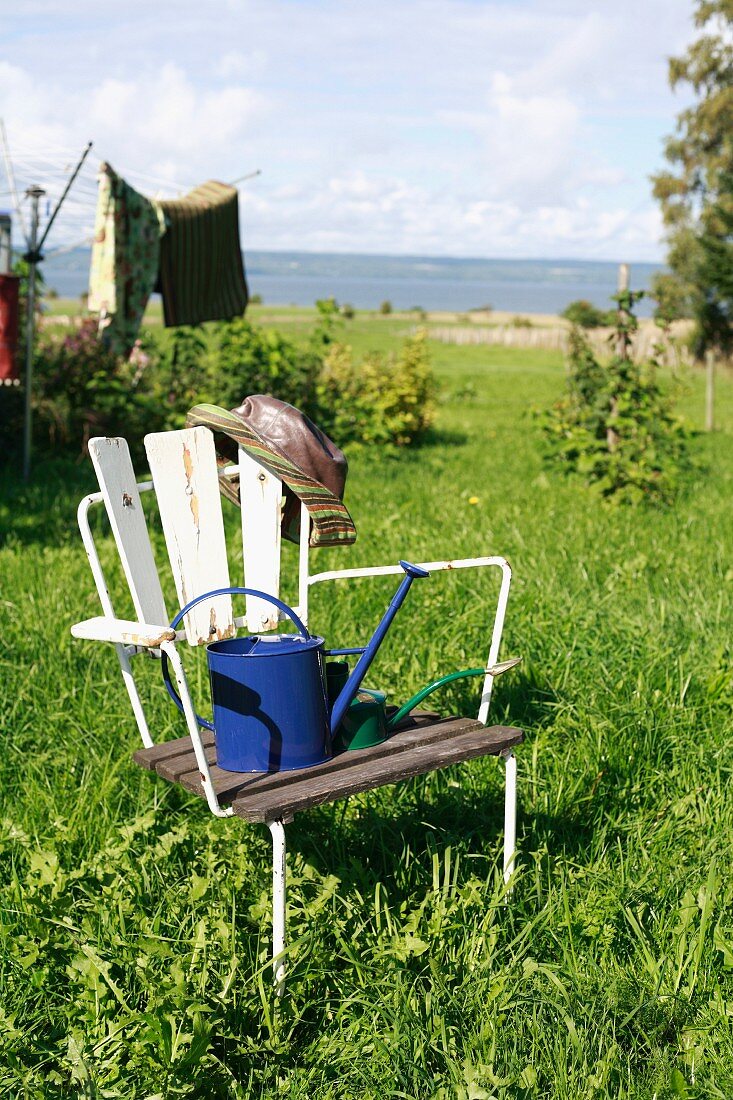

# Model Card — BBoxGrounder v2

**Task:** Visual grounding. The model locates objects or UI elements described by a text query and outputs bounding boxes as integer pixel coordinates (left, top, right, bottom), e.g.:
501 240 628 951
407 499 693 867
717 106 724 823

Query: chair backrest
145 427 235 645
88 437 168 626
88 427 295 643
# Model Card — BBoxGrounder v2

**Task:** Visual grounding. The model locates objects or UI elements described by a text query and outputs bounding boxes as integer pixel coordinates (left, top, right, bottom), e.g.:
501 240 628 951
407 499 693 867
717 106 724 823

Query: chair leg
502 750 517 886
268 819 287 998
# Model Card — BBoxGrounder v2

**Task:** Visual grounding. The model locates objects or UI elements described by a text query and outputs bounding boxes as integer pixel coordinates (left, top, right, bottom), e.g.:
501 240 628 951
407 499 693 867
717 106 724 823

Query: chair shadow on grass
168 667 632 1072
286 670 562 885
284 666 632 903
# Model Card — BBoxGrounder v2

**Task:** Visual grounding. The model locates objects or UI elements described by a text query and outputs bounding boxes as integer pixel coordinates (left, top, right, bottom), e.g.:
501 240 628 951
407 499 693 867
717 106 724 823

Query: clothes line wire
2 132 262 254
7 144 261 200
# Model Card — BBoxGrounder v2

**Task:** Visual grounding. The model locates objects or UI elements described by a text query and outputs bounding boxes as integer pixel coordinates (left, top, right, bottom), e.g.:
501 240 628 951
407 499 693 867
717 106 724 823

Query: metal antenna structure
0 124 92 480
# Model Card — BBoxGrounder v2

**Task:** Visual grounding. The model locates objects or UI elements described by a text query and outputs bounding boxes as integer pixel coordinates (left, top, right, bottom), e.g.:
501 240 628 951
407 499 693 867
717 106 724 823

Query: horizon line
42 244 666 267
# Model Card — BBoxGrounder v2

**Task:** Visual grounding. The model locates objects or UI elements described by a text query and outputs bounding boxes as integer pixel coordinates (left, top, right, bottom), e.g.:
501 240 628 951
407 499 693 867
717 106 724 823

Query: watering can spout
328 560 430 736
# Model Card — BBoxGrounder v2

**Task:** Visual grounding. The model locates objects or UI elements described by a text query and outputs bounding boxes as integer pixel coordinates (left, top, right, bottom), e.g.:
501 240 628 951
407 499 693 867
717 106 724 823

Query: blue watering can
161 561 430 772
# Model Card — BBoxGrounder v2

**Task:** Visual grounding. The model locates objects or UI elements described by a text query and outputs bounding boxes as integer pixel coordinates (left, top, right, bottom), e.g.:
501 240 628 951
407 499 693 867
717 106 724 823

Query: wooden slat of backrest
88 437 168 625
144 427 234 646
238 447 282 632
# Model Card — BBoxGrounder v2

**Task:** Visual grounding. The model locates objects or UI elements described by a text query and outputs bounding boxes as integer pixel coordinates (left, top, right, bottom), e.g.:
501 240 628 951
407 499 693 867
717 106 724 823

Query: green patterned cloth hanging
88 162 165 358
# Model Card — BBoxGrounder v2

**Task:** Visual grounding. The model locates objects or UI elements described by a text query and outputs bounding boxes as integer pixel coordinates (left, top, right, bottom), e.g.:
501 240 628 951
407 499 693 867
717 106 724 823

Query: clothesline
8 146 259 200
9 146 196 195
2 146 261 255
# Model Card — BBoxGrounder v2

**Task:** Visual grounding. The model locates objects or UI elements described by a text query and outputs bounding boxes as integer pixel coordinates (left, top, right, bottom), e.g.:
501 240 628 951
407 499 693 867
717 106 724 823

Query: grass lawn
2 321 733 1097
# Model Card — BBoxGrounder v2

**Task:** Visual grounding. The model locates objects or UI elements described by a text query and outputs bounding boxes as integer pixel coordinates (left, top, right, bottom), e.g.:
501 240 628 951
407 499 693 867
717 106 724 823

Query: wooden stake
706 349 715 432
607 262 629 453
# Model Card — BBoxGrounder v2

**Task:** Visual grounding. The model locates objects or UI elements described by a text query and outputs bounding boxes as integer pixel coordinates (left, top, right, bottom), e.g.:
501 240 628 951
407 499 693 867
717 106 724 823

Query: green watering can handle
387 668 486 730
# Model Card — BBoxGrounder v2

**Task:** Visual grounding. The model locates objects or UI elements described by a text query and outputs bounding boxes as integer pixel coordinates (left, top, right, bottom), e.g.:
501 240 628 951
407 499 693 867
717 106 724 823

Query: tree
651 0 733 351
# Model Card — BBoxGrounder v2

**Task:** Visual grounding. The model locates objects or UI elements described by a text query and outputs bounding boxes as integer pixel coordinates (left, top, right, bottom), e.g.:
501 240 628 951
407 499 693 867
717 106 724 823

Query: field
2 311 733 1097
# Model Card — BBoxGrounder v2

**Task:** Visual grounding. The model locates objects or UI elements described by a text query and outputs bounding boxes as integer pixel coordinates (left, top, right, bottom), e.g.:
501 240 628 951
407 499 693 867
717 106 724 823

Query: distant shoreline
41 249 665 317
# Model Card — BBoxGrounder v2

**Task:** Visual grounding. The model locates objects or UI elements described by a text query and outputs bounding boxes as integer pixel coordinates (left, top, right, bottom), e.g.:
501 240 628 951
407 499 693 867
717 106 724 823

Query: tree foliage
651 0 733 351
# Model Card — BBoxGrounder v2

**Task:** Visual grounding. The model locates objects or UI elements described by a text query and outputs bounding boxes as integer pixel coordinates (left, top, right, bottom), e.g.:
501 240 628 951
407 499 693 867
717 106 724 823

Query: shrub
340 303 355 320
7 304 437 461
379 300 393 315
213 317 321 416
32 318 161 453
317 329 437 446
650 272 691 325
561 299 614 328
152 326 215 431
510 315 533 328
541 292 691 505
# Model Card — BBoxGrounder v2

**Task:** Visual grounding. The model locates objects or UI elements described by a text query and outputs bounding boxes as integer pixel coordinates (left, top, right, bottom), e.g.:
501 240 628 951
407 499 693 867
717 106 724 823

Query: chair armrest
307 555 509 586
71 616 176 647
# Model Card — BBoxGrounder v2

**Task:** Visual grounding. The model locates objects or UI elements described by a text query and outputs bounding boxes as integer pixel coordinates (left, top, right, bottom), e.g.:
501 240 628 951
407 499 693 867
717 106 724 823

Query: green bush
6 303 438 461
379 300 393 315
31 319 161 454
561 299 614 328
317 329 437 446
650 272 692 325
213 317 321 416
152 326 215 432
541 297 691 505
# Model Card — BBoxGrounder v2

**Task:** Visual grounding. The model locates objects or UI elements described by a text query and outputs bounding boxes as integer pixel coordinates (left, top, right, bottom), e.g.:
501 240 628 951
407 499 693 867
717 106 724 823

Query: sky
0 0 697 261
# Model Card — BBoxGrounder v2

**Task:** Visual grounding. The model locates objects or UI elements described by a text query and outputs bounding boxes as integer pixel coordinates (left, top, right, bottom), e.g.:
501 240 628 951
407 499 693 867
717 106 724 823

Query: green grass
2 329 733 1097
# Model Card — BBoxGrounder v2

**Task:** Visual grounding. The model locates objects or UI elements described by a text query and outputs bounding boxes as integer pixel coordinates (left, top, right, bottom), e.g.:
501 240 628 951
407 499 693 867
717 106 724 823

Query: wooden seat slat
233 723 522 822
136 710 451 790
171 712 464 800
133 729 216 770
132 717 522 822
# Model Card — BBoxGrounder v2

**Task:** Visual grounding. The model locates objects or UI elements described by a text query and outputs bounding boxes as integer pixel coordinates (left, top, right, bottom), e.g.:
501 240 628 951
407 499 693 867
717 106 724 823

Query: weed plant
1 333 733 1096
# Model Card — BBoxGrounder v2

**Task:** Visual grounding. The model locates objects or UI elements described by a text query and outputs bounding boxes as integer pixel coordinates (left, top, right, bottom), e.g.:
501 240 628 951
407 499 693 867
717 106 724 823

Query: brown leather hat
186 396 357 547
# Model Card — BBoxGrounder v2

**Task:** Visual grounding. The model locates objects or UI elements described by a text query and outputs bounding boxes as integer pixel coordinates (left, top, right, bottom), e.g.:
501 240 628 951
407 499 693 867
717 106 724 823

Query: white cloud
88 64 267 170
0 0 696 258
237 170 662 260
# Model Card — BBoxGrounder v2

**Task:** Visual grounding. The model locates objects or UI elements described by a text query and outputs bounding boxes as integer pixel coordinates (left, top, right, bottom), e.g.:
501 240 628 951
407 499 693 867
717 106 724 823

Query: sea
42 249 664 318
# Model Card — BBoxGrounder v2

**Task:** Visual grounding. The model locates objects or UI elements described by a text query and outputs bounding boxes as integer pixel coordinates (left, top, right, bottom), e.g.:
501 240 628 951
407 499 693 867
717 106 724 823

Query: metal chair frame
72 430 518 996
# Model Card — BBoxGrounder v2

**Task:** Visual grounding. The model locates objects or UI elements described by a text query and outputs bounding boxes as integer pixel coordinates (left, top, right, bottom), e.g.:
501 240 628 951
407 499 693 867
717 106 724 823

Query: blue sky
0 0 696 260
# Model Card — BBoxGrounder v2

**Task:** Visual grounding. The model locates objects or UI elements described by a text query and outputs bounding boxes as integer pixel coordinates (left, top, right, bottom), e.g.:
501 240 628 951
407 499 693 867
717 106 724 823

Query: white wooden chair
71 427 522 995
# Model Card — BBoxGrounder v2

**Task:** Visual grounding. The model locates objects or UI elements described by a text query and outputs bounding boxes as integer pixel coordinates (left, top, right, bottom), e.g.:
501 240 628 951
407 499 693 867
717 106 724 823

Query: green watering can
326 657 522 752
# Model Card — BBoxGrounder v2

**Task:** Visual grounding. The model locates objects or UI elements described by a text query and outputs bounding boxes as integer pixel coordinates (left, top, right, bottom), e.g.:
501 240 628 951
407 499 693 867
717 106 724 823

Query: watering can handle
160 585 310 731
